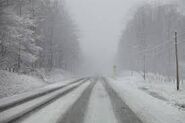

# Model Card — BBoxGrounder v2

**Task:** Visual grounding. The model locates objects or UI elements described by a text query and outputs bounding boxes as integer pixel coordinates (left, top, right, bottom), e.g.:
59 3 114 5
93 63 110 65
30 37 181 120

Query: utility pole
143 53 146 80
31 0 35 17
113 65 117 79
19 0 22 16
175 32 180 91
17 39 21 72
143 39 146 80
17 0 22 72
6 0 9 5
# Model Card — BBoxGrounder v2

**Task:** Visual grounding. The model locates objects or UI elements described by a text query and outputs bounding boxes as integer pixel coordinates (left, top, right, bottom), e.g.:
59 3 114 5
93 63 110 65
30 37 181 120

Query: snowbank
0 68 77 98
0 70 45 98
36 69 72 84
138 81 185 109
117 71 185 107
109 72 185 123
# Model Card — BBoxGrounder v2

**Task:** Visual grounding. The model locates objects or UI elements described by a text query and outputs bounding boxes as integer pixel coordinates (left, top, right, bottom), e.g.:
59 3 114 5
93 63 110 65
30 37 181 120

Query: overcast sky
65 0 175 75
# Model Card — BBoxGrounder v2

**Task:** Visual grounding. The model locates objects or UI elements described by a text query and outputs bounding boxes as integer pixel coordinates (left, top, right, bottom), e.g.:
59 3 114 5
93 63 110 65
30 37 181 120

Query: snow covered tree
0 0 81 74
0 0 42 72
118 3 185 77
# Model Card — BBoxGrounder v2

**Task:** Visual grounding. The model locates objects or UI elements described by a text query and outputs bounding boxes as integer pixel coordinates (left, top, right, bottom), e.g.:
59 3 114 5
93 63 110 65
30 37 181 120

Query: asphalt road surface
0 77 143 123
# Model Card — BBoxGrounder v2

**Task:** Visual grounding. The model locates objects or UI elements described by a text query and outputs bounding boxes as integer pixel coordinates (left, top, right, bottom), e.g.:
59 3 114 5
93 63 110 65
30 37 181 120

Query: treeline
118 3 185 77
0 0 81 73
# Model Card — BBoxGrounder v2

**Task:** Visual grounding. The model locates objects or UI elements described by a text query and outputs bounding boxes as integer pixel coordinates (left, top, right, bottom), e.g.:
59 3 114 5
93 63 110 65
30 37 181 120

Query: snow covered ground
0 69 73 99
39 69 72 84
109 72 185 123
0 70 45 98
139 74 185 109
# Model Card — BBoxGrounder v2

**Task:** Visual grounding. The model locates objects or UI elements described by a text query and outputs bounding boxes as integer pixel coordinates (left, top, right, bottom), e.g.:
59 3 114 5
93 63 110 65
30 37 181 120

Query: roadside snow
109 72 185 123
138 79 185 109
0 70 45 98
0 69 76 99
38 69 72 84
0 78 82 108
117 72 185 108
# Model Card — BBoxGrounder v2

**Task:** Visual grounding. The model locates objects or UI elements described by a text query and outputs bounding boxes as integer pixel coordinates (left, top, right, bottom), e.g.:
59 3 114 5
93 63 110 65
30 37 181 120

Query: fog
65 0 176 75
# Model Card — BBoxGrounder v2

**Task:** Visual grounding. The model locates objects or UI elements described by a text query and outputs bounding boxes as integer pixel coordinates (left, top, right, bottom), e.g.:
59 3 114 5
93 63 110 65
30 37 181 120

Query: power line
134 40 174 55
125 30 185 55
177 32 185 37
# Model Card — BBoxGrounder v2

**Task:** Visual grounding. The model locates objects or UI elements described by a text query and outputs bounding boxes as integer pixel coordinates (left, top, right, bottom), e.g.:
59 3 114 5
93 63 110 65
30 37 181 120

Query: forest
0 0 81 74
118 2 185 78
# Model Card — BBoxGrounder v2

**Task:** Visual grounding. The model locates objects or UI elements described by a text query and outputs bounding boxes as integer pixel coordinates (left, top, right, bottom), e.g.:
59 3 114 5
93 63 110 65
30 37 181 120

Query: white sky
64 0 174 75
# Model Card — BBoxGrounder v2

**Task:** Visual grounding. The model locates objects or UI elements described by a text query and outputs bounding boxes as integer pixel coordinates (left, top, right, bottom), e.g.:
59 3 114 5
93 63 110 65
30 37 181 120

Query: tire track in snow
102 77 143 123
1 79 89 123
57 78 97 123
83 79 118 123
0 78 86 112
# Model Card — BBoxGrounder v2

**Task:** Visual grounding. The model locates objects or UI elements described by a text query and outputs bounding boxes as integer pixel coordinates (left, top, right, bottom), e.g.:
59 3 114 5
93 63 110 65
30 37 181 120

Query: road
0 77 143 123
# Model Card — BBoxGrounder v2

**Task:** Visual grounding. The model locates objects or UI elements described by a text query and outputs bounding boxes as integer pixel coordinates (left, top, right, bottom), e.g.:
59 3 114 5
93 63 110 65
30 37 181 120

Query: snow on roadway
84 82 118 123
0 78 82 108
0 80 89 123
18 81 91 123
108 74 185 123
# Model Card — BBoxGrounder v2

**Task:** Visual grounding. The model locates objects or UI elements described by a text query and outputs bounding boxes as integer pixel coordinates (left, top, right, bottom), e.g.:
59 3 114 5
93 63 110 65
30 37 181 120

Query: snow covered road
0 77 143 123
83 79 117 123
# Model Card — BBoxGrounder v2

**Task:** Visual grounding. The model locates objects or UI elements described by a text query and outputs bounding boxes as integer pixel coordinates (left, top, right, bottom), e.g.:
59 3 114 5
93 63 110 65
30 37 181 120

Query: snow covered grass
0 68 78 99
108 71 185 123
36 69 72 84
117 71 185 107
0 70 46 99
140 73 185 108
